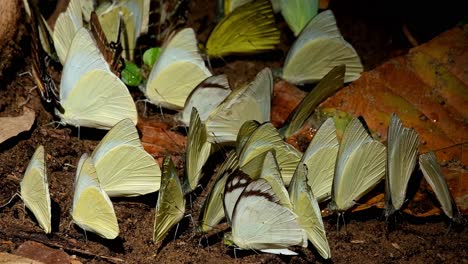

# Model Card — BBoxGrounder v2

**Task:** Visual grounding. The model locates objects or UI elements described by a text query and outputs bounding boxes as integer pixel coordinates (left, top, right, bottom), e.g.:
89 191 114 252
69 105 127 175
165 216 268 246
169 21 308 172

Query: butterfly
205 0 280 58
419 152 462 223
281 10 363 84
259 151 292 209
51 0 83 64
279 65 345 138
20 145 51 234
71 154 119 239
289 163 331 259
299 117 339 203
205 68 273 144
328 117 386 213
199 151 238 233
23 0 61 110
223 176 307 255
237 122 301 185
153 156 186 243
279 0 318 36
90 11 124 77
177 75 231 127
95 0 149 61
142 28 212 110
385 114 420 217
56 27 137 130
184 108 212 192
90 118 161 197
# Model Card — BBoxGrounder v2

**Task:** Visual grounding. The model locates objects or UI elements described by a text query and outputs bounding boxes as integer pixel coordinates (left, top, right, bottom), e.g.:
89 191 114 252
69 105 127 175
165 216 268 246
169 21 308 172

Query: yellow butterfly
153 157 186 243
205 0 280 58
71 154 119 239
20 145 51 234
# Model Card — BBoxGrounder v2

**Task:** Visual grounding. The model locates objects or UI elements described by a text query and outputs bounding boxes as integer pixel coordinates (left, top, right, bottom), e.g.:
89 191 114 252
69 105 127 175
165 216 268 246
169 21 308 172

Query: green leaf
143 47 161 67
121 62 143 86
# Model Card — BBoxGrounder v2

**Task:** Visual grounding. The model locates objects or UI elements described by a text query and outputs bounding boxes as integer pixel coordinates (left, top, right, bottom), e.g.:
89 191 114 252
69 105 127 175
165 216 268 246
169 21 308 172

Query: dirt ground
0 0 466 263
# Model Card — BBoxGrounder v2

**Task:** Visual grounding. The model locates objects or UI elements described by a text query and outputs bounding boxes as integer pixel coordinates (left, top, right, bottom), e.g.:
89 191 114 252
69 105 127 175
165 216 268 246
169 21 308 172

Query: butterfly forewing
301 118 338 202
223 173 252 224
153 157 186 243
230 179 305 252
72 154 119 239
20 145 51 234
385 114 419 215
419 152 460 221
289 164 331 259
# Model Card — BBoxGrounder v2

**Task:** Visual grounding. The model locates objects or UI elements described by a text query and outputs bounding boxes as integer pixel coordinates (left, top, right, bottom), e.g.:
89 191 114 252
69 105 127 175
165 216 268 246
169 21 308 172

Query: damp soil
0 0 466 263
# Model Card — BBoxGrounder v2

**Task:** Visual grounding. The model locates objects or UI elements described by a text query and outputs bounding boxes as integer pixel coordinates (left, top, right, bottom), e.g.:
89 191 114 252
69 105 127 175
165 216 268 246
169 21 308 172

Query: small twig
0 229 124 263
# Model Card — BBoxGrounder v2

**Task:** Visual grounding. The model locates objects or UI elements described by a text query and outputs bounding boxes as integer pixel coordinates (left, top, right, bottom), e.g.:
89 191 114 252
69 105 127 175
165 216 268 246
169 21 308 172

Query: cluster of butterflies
16 111 462 258
13 0 462 260
23 0 363 131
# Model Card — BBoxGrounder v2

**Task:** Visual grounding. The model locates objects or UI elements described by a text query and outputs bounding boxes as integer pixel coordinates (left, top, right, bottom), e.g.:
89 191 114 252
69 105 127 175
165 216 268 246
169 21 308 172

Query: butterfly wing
72 154 119 239
145 28 211 110
235 120 261 155
185 108 212 192
301 118 338 202
279 0 318 36
177 75 231 126
331 118 386 211
260 151 292 209
223 173 252 224
199 151 238 232
385 114 419 215
58 28 137 129
153 157 186 243
282 10 363 84
206 0 280 57
289 164 331 259
230 179 306 252
20 145 51 234
206 68 273 144
279 65 345 138
238 122 301 185
52 0 83 64
419 152 461 221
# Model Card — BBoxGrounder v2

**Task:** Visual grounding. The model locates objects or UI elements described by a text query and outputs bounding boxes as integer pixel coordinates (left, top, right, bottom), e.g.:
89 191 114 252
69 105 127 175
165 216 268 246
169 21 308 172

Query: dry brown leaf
137 117 186 167
14 241 71 264
0 252 44 264
0 107 35 144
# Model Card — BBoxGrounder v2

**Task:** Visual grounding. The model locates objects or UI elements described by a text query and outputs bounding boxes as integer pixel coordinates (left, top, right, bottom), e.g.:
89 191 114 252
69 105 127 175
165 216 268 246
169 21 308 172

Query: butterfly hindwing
20 145 51 234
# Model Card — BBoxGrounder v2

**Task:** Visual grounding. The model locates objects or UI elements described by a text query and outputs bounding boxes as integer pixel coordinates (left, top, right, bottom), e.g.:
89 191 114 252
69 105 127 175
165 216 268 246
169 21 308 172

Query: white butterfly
56 27 137 130
279 0 318 36
71 154 119 239
95 0 149 60
385 114 419 217
52 0 83 64
419 152 462 223
300 118 338 203
199 151 238 233
177 75 231 127
184 108 212 192
142 28 212 110
237 122 301 185
206 68 273 144
153 157 186 243
90 118 161 197
224 177 307 255
20 145 51 233
282 10 363 84
289 164 331 259
329 117 386 212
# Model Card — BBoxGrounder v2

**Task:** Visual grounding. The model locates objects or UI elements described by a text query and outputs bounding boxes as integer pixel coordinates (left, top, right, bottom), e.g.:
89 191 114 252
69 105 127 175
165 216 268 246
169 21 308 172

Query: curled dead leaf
0 107 35 144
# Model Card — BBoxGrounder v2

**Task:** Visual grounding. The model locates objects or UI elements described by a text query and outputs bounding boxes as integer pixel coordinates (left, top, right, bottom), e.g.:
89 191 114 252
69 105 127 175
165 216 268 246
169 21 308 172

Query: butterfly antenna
173 223 180 242
0 193 20 209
